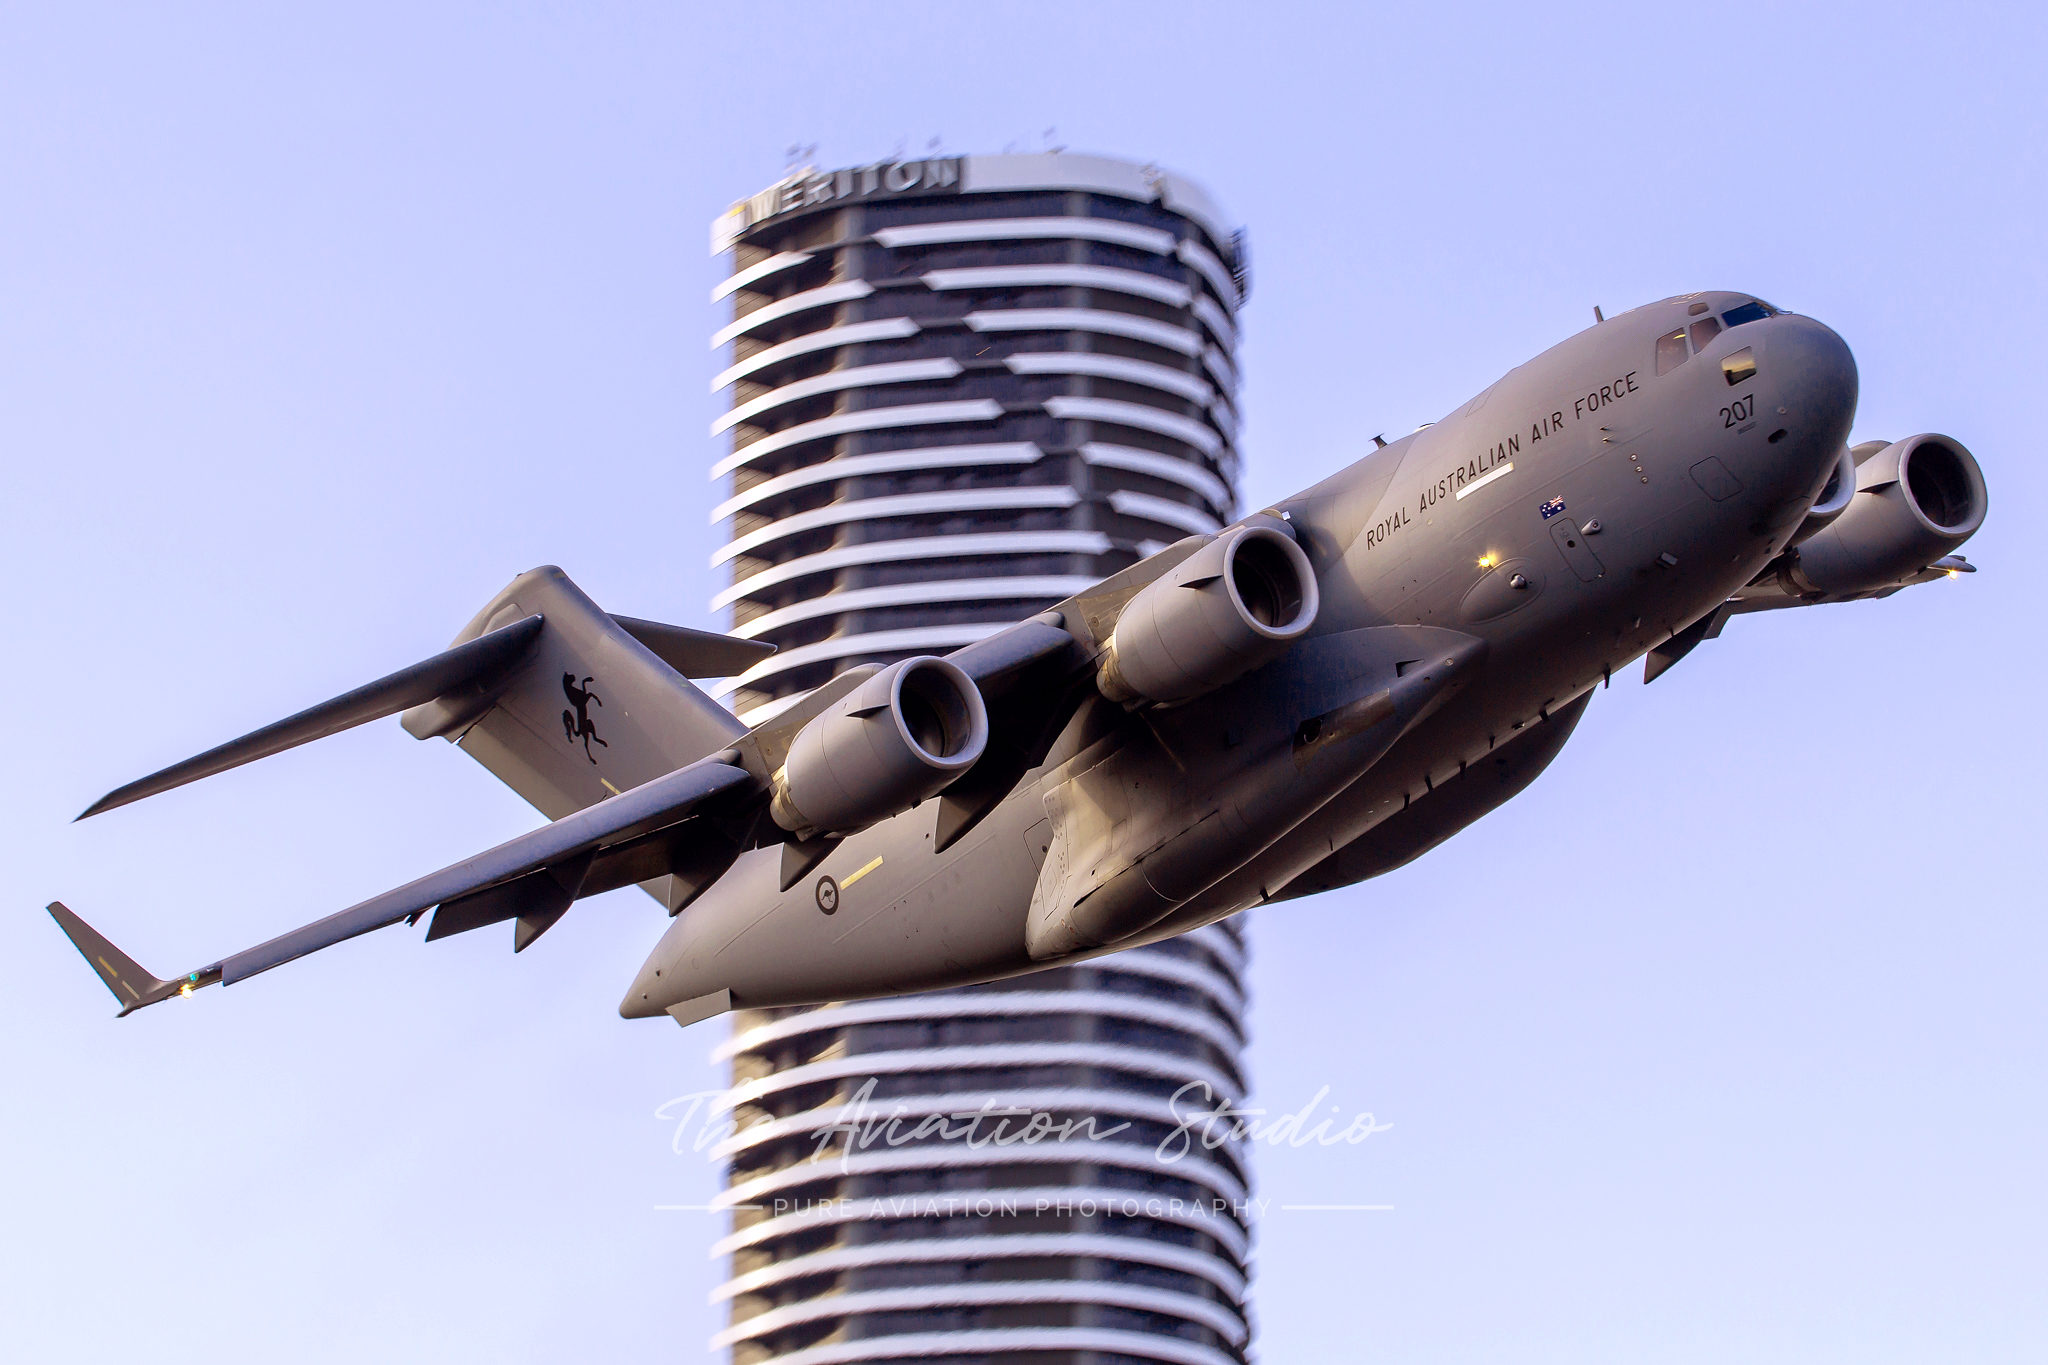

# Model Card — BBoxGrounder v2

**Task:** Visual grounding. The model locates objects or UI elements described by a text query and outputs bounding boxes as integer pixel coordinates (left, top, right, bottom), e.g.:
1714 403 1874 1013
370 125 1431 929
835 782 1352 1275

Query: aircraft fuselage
624 293 1859 1019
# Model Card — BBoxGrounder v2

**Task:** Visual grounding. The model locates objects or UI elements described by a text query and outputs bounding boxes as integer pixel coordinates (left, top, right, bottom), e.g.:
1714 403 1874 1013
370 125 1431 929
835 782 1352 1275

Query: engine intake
1099 524 1319 706
1782 433 1988 596
1787 444 1858 547
770 657 988 838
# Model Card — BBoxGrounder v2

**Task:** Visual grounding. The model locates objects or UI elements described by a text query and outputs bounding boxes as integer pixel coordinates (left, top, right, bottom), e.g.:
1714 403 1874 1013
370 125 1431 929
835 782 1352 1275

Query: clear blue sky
3 4 2042 1361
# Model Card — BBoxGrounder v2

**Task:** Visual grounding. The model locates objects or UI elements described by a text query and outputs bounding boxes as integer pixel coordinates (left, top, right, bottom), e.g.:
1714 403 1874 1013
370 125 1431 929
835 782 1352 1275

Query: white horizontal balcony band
1202 342 1239 392
1088 942 1248 1015
1003 352 1213 404
730 576 1096 641
712 530 1114 610
923 264 1192 309
712 1083 1255 1176
712 399 1004 478
709 1180 1251 1263
1045 395 1223 457
1079 442 1233 512
1210 400 1240 445
710 486 1080 567
1191 292 1237 349
711 358 964 436
715 1277 1246 1351
720 970 1245 1064
946 153 1238 253
1108 490 1225 537
710 250 814 303
712 318 922 392
712 1231 1247 1304
713 1135 1248 1215
712 279 873 349
1177 238 1239 310
708 1324 1241 1365
966 307 1202 356
717 985 1246 1063
712 442 1044 522
714 624 1009 697
873 216 1176 254
1204 368 1236 411
717 1041 1241 1120
1183 921 1250 971
713 1095 1251 1207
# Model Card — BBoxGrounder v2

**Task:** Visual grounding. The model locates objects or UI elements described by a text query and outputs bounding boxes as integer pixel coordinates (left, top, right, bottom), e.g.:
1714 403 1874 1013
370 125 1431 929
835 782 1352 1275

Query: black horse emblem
561 674 607 763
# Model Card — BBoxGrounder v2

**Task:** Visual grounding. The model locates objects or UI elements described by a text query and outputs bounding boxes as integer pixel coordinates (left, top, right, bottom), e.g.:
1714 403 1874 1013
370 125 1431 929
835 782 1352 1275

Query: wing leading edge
49 755 757 1016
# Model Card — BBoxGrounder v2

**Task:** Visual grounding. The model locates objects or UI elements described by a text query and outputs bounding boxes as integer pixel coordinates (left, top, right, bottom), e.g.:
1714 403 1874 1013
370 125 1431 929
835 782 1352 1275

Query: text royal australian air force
1363 366 1641 551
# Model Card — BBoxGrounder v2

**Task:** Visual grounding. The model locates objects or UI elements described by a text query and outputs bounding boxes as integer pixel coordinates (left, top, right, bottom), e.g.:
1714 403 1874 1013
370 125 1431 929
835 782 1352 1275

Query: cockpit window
1655 328 1689 376
1689 317 1722 351
1722 300 1775 328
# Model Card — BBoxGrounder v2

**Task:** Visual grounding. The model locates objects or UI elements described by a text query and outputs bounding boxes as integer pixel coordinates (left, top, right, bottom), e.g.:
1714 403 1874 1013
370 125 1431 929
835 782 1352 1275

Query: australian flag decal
1539 496 1567 520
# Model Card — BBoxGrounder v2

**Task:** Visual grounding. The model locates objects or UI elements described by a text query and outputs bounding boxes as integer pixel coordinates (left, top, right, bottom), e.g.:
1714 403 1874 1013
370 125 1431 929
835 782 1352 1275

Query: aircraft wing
49 599 1088 1019
76 614 547 821
49 755 757 1016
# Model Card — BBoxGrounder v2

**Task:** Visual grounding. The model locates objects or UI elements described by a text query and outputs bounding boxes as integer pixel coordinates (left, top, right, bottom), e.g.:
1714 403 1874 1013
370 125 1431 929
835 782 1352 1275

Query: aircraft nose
1767 312 1859 438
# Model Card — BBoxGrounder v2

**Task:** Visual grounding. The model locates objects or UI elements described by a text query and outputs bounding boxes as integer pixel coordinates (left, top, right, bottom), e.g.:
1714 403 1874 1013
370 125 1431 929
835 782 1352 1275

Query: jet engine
1098 523 1320 706
769 657 988 838
1756 433 1987 600
1786 445 1859 547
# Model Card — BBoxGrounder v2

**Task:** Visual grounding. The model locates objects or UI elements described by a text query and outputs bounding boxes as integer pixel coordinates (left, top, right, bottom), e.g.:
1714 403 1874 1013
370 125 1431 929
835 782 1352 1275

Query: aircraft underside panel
1269 686 1594 902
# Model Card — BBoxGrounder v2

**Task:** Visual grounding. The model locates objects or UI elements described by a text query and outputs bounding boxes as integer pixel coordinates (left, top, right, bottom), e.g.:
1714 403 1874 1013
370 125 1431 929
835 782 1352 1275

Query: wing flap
219 758 755 986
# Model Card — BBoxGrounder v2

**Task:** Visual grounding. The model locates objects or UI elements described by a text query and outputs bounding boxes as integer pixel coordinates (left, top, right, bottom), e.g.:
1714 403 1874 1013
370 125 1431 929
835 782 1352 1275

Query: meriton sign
714 158 964 252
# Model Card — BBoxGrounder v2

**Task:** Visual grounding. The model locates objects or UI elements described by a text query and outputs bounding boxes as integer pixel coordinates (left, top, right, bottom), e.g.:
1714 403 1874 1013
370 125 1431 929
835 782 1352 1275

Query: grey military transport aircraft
51 293 1988 1027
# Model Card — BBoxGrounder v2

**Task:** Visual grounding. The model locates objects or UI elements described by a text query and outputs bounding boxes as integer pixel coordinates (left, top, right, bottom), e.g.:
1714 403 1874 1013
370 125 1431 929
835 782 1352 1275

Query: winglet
45 902 210 1016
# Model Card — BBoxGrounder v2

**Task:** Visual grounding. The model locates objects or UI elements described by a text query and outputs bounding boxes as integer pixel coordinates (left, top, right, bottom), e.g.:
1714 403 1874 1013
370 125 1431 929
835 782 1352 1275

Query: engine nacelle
770 657 988 838
1778 434 1987 596
1098 523 1319 706
1786 444 1859 547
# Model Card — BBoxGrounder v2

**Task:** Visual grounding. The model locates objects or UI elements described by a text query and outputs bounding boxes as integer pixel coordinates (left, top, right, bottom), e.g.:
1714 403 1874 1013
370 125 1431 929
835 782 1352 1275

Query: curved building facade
706 152 1255 1365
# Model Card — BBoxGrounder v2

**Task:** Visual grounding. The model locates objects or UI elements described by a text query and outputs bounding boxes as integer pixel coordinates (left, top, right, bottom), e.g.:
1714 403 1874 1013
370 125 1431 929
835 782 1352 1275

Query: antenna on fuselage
1593 305 1605 323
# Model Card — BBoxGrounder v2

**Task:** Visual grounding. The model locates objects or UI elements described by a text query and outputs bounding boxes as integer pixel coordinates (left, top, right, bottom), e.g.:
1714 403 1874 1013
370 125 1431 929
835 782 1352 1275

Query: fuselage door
1548 518 1605 583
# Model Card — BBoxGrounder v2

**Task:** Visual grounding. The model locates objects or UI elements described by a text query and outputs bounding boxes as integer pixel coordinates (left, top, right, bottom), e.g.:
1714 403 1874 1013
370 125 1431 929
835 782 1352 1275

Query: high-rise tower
706 152 1254 1365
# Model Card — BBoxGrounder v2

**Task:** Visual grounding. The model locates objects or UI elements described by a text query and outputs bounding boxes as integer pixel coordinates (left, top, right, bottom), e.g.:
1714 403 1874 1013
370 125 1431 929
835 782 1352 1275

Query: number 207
1722 394 1756 428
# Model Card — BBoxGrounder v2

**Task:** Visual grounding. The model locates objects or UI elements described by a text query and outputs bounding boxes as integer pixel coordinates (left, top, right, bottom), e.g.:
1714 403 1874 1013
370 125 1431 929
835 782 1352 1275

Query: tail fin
401 565 757 826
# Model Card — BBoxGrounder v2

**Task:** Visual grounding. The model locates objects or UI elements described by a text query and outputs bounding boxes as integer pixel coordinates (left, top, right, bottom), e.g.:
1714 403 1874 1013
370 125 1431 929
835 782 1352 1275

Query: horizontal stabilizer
56 755 757 1016
78 614 545 820
611 615 774 679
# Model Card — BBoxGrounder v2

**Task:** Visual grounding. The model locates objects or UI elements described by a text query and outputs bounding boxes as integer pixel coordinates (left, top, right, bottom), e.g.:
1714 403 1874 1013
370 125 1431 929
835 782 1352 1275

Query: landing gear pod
1783 434 1988 595
769 657 989 838
1098 524 1320 706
